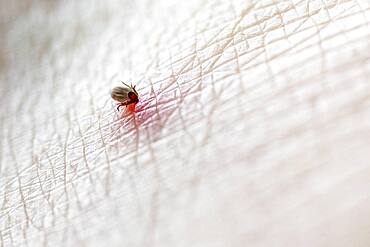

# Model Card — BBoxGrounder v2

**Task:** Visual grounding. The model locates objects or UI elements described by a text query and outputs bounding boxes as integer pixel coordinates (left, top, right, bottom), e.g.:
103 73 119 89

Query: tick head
128 91 139 103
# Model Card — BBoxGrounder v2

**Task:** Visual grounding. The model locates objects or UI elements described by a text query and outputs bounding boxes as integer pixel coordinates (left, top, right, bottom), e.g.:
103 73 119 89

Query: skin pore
1 0 370 246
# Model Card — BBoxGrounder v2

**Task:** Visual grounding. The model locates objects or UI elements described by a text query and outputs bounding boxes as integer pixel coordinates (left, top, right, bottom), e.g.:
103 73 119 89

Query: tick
111 81 139 111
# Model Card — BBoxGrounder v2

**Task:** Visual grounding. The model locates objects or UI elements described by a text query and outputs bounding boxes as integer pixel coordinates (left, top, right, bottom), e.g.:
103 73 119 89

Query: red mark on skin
112 82 199 144
115 97 150 122
115 103 137 113
112 89 177 144
126 103 137 112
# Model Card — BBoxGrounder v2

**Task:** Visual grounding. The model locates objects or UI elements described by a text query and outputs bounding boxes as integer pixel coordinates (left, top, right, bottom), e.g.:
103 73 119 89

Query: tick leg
117 104 123 111
116 103 128 111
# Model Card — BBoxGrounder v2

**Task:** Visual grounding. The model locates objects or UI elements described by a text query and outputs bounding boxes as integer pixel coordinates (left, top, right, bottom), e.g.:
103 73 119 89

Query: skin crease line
1 0 370 247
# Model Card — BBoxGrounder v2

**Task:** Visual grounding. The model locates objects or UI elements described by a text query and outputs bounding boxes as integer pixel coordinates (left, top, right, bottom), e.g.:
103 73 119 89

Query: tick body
111 82 139 111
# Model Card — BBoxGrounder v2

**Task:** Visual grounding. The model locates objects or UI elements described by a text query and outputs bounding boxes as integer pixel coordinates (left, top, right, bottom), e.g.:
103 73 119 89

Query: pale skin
1 0 370 246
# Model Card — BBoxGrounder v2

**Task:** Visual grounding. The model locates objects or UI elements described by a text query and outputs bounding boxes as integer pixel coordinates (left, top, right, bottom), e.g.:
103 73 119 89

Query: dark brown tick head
128 91 139 103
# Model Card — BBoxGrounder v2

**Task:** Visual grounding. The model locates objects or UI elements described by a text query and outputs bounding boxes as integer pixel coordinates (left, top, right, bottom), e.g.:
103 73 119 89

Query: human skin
1 0 370 246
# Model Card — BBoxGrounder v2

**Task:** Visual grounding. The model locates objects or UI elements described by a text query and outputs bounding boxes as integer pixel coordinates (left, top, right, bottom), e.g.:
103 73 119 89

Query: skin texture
1 0 370 246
